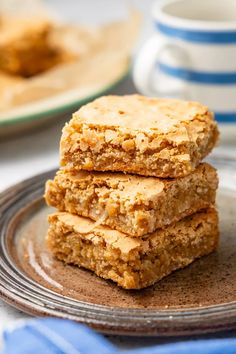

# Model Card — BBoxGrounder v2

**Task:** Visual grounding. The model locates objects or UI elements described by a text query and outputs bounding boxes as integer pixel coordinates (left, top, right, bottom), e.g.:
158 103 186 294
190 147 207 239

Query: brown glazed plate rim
0 155 236 336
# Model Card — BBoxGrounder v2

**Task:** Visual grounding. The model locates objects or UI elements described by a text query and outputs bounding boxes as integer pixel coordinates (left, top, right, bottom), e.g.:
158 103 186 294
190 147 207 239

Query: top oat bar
60 95 219 177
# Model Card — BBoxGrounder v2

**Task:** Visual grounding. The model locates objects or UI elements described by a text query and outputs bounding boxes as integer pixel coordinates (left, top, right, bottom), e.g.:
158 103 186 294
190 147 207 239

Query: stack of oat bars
45 95 219 289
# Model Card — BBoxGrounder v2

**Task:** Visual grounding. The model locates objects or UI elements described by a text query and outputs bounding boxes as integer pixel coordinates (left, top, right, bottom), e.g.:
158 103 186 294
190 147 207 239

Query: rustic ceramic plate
0 155 236 336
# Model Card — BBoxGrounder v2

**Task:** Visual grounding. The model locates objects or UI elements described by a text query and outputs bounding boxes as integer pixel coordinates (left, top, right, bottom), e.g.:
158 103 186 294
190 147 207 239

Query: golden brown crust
69 95 210 130
60 95 219 177
0 16 51 45
45 163 218 236
47 208 219 289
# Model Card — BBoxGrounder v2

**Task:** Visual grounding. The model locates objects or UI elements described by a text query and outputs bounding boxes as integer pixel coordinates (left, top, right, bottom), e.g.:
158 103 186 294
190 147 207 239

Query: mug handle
133 34 186 97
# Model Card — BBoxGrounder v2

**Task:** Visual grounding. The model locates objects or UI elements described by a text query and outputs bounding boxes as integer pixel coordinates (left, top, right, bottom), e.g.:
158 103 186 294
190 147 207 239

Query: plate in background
0 64 129 138
0 156 236 336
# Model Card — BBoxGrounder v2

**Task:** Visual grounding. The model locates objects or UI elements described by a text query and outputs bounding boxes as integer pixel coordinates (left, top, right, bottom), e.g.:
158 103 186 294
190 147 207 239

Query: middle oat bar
45 162 218 237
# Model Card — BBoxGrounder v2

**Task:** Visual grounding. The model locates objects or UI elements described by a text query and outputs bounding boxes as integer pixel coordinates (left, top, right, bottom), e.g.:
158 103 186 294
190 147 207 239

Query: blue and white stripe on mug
133 0 236 125
155 22 236 123
156 22 236 44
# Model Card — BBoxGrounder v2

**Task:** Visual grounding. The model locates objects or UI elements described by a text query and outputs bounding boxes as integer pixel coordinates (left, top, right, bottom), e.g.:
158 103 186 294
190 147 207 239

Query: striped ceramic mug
133 0 236 127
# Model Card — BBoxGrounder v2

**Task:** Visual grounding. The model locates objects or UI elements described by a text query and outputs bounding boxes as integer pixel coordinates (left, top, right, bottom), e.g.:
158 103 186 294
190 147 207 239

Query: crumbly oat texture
45 163 218 237
60 95 219 178
47 208 219 289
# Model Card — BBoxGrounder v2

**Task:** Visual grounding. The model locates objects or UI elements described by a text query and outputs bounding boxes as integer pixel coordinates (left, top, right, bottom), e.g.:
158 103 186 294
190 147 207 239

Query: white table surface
1 0 236 350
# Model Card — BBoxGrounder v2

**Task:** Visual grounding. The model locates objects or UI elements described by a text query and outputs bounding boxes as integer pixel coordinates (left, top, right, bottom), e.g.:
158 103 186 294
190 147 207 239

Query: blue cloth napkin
3 318 236 354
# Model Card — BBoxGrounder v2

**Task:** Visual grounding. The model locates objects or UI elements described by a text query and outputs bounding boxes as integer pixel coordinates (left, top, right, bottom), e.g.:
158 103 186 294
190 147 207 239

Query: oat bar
47 208 219 289
45 163 218 237
60 95 219 178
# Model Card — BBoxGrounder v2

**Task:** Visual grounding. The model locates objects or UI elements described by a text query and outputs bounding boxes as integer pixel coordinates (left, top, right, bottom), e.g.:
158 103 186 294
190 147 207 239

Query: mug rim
153 0 236 30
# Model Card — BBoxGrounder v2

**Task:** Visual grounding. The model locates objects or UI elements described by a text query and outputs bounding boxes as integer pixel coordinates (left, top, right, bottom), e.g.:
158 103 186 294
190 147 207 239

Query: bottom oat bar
47 208 219 289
